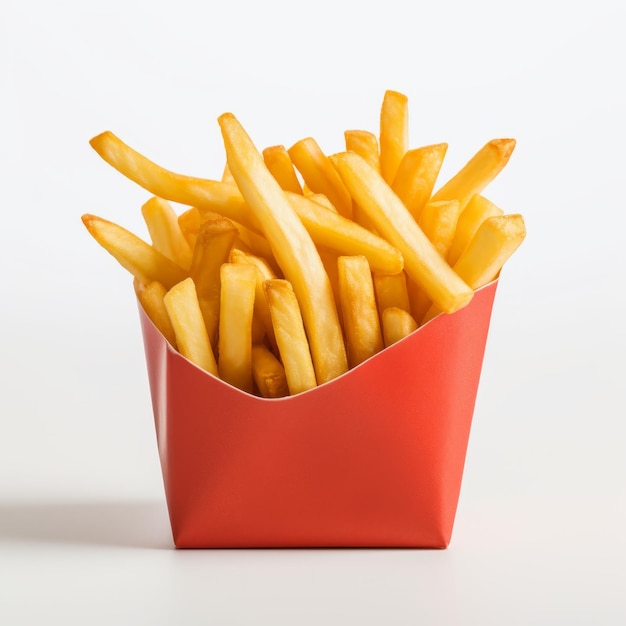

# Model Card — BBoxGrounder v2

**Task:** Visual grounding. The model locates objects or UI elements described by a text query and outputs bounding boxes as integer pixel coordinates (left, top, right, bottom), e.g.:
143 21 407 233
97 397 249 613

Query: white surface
1 1 625 624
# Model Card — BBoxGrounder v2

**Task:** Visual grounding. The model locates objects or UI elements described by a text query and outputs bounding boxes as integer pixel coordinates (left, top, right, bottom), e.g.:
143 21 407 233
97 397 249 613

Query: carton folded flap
139 281 498 548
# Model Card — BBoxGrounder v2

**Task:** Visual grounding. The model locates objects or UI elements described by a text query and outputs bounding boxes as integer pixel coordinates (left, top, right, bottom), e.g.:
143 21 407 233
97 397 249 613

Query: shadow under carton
139 281 498 549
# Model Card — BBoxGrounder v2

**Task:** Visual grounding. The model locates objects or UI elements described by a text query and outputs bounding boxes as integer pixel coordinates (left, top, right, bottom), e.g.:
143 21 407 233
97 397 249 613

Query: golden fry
263 145 303 194
141 196 193 270
422 214 526 324
431 138 516 212
288 137 353 219
337 255 384 368
379 90 409 185
89 131 256 229
218 112 348 385
81 214 187 289
134 278 177 348
373 271 411 320
251 344 289 398
177 207 203 250
218 263 257 394
163 278 218 375
418 199 461 259
286 192 403 275
264 279 317 395
392 143 448 221
344 130 380 172
331 152 473 314
447 194 503 266
381 307 418 347
229 248 278 349
189 216 239 348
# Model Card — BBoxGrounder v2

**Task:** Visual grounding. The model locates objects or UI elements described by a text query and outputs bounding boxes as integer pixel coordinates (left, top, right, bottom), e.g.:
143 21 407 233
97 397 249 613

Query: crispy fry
251 344 289 398
418 199 461 259
373 271 411 320
263 145 303 194
331 151 473 314
189 216 239 348
141 196 193 270
447 194 504 266
288 137 353 219
89 131 256 229
229 248 278 349
381 307 418 347
337 255 384 368
431 138 516 212
218 112 348 385
264 279 317 395
218 263 257 393
453 214 526 289
344 130 380 172
177 207 203 250
81 214 187 289
134 278 177 348
307 193 337 213
221 162 236 185
285 192 404 275
379 90 409 185
163 277 218 375
422 214 526 324
392 143 448 221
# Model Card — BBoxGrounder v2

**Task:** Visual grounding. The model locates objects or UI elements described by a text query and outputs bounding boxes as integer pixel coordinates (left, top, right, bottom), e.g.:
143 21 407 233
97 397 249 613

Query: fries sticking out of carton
83 90 525 397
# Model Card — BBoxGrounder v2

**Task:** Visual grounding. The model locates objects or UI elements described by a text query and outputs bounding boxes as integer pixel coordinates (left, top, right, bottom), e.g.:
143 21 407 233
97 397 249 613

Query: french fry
288 137 353 219
379 90 409 185
285 192 404 275
422 214 526 324
430 138 516 213
177 207 203 250
307 193 337 213
221 162 236 185
344 130 380 172
218 112 348 385
447 194 503 266
373 271 411 320
453 214 526 289
218 263 257 394
251 344 289 398
81 214 187 289
134 278 177 348
229 248 278 349
141 196 193 270
163 277 218 376
189 215 239 348
89 131 257 230
264 279 317 395
381 307 418 347
330 152 473 314
418 199 461 259
337 255 384 368
263 145 303 194
392 143 448 221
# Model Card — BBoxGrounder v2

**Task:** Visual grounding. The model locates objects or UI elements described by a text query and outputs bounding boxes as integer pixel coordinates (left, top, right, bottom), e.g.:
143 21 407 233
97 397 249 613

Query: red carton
139 280 498 548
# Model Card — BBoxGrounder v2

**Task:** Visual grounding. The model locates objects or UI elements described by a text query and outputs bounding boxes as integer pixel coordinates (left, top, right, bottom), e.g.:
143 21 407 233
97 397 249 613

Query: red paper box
139 280 498 548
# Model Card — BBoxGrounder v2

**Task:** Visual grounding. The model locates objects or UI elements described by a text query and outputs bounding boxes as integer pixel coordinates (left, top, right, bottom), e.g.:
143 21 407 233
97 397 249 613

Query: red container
139 280 498 548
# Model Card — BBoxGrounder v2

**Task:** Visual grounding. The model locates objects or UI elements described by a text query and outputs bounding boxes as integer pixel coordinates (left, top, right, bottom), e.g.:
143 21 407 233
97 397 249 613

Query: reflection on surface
0 500 172 549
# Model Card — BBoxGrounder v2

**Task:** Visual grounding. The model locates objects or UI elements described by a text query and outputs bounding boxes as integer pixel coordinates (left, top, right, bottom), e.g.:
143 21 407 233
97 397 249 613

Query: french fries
337 255 384 368
331 151 474 314
163 278 218 376
218 263 257 394
83 89 525 397
264 279 317 395
218 113 348 385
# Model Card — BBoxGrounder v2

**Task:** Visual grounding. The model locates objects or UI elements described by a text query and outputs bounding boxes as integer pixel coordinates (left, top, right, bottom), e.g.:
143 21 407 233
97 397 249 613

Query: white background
1 0 625 623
